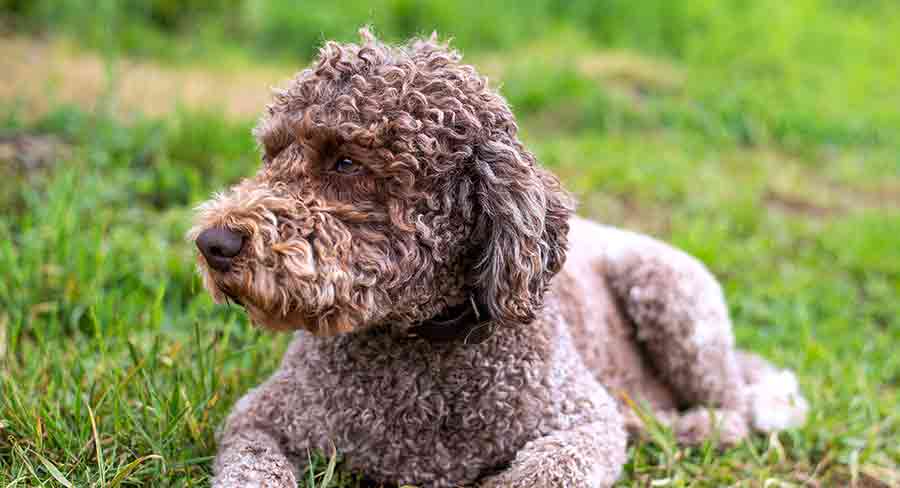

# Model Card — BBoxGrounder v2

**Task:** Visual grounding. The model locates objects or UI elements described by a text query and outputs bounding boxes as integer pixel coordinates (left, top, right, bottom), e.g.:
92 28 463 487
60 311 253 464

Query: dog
190 29 808 487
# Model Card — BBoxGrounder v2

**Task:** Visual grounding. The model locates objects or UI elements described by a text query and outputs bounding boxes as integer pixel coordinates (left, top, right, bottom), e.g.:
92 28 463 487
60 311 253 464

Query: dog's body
209 217 806 487
193 31 807 487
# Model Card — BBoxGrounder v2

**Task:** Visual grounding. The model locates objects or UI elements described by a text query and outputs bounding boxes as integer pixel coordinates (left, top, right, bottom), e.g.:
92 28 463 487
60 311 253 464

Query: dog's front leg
213 428 296 488
479 424 627 488
212 366 315 488
479 387 627 488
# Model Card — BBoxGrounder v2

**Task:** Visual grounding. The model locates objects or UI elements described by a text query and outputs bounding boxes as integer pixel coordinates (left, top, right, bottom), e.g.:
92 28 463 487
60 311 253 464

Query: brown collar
408 296 495 345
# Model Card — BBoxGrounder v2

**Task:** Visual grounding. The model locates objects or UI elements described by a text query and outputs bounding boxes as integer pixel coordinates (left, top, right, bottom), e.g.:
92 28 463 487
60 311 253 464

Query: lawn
1 1 898 486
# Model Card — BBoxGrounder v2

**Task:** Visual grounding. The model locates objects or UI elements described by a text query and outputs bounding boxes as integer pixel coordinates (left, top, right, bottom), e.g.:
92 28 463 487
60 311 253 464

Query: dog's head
190 29 574 336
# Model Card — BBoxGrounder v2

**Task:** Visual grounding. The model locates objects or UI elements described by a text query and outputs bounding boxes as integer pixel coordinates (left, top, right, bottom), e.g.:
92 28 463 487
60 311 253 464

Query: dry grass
0 36 295 120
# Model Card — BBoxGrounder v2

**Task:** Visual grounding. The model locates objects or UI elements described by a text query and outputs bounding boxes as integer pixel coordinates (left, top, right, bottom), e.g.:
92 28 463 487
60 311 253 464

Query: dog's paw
674 408 749 447
478 463 573 488
213 466 296 488
212 445 297 488
747 369 809 432
478 461 607 488
477 433 620 488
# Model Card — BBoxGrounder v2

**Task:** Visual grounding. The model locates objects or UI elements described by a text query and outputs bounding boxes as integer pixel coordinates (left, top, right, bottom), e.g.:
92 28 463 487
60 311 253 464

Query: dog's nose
196 227 245 272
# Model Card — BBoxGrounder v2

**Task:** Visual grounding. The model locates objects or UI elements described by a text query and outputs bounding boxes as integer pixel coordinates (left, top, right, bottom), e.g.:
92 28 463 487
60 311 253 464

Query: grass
1 1 899 486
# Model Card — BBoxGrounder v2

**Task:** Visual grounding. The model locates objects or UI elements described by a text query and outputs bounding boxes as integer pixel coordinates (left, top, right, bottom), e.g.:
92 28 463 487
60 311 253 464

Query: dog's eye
333 157 360 175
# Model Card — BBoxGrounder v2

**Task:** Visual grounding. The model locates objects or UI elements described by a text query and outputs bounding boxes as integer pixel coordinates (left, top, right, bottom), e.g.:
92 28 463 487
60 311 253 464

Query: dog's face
190 30 573 335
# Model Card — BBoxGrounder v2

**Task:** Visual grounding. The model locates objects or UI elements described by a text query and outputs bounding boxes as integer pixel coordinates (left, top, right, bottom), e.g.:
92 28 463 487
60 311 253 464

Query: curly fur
192 29 808 488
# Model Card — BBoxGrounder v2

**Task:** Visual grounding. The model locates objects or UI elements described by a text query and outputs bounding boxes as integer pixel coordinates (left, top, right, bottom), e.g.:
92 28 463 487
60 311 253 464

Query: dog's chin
244 304 308 332
201 268 365 335
240 300 361 335
202 280 302 332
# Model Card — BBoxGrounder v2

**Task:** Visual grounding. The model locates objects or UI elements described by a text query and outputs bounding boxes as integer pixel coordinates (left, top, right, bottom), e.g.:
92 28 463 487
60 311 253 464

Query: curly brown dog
190 29 808 488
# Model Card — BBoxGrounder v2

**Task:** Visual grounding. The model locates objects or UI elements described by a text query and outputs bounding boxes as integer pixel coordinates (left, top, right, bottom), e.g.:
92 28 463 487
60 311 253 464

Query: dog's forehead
255 72 406 157
270 44 426 115
250 37 522 187
258 43 490 140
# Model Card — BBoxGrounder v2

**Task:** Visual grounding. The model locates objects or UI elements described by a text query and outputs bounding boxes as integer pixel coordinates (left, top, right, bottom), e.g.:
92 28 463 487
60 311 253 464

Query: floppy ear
471 138 575 325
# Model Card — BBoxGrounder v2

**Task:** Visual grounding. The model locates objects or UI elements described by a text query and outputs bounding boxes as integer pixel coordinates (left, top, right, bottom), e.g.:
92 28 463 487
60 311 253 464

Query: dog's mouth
222 290 244 308
220 287 304 330
213 279 353 334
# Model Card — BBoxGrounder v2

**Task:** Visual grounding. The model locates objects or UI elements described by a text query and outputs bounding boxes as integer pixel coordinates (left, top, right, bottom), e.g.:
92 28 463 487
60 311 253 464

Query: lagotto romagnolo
190 28 808 488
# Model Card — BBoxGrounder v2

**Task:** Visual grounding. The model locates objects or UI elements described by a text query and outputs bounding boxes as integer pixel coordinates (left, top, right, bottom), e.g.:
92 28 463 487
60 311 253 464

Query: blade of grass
307 449 316 488
88 404 105 487
34 451 74 488
108 454 164 488
319 442 338 488
4 475 29 488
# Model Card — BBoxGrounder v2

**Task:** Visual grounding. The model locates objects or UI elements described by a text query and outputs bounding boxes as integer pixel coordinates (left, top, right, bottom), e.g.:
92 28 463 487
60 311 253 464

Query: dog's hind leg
602 226 747 412
600 226 808 434
625 355 808 446
625 407 750 447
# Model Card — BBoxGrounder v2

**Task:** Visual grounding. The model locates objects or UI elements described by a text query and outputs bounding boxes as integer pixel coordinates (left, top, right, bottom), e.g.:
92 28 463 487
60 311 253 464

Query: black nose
196 227 245 272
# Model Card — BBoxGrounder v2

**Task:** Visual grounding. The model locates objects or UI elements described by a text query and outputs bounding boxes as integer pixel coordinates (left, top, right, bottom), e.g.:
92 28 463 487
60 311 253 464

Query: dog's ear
471 138 575 325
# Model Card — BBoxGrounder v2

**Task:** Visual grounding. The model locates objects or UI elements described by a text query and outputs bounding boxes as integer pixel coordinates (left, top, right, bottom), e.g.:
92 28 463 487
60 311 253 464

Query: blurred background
1 1 898 486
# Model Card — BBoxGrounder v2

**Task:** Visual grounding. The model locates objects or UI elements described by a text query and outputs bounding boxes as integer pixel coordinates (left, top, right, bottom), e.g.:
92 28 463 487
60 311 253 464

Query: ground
1 1 898 486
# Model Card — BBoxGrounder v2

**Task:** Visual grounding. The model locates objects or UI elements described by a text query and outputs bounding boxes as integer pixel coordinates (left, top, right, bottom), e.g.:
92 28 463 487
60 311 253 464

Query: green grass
1 1 899 486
